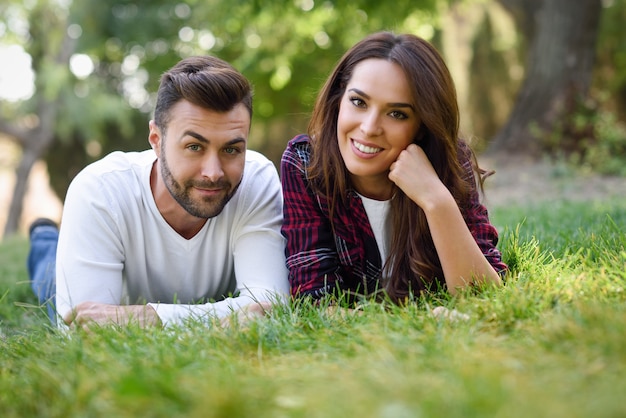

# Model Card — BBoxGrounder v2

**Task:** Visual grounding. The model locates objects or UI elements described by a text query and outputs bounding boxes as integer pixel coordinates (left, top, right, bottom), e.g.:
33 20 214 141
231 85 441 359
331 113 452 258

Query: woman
281 31 507 304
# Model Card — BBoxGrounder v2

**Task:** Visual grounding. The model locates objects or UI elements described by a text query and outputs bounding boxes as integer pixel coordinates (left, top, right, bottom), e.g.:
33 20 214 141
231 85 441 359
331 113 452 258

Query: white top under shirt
55 149 289 327
358 194 391 265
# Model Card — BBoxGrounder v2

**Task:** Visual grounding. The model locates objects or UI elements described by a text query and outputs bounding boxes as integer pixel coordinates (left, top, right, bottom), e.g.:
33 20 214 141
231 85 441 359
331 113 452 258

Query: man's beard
160 152 241 219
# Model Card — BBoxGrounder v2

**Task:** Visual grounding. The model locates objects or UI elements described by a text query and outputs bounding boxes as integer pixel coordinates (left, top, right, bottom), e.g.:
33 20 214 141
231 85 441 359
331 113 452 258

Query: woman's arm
389 144 503 293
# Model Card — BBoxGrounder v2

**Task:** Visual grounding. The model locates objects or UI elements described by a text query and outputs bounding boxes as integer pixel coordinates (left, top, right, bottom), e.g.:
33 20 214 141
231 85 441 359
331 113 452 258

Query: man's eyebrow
183 130 209 143
348 88 415 110
226 138 247 146
182 131 247 146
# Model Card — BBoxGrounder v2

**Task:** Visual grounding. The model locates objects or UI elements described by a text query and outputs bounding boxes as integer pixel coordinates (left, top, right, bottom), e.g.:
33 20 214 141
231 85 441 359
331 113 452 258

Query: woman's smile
351 138 383 156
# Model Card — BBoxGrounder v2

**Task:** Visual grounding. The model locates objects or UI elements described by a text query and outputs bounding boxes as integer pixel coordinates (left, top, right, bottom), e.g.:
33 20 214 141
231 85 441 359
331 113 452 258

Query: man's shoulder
69 150 154 195
245 149 273 166
82 150 155 176
243 149 278 177
235 150 280 202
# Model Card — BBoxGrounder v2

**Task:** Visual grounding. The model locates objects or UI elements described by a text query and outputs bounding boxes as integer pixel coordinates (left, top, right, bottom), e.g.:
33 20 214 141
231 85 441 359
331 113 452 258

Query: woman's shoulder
283 134 313 166
288 134 312 149
456 138 473 160
455 138 480 177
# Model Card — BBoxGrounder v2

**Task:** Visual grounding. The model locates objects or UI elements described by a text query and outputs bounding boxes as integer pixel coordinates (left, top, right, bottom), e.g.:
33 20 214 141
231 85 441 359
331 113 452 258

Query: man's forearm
64 302 162 329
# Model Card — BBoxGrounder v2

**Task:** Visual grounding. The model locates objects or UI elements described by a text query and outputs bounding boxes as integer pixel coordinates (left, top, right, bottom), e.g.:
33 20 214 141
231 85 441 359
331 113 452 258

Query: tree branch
0 115 29 146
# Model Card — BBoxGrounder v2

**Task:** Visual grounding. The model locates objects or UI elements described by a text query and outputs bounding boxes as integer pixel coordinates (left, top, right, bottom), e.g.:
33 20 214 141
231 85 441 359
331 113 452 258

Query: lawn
1 198 625 418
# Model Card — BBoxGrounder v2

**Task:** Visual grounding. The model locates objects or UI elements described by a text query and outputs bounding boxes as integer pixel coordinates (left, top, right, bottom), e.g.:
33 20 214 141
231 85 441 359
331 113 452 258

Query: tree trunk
488 0 602 156
3 149 40 237
0 13 75 238
497 0 543 40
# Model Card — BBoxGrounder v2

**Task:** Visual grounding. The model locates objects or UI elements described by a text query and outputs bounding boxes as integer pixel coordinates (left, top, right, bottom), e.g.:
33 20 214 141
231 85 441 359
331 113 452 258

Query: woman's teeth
354 141 381 154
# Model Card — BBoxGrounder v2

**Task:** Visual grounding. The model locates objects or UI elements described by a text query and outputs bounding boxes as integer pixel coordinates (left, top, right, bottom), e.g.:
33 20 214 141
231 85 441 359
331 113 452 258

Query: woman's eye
349 97 366 108
390 110 408 120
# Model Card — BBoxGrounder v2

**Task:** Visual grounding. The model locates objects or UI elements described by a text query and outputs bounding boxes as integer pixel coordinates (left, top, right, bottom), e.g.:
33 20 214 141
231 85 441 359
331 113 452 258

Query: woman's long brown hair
307 31 482 303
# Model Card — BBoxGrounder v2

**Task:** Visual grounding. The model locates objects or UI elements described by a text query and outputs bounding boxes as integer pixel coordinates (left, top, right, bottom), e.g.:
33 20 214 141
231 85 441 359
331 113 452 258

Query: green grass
1 197 625 417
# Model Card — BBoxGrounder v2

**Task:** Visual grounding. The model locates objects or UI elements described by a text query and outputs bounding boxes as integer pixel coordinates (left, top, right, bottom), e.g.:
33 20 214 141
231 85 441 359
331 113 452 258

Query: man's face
149 100 250 219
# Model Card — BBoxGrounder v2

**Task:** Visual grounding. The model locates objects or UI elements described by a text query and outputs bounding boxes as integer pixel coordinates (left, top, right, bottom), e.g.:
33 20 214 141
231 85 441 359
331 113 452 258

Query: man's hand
64 301 162 330
220 301 272 328
430 306 470 322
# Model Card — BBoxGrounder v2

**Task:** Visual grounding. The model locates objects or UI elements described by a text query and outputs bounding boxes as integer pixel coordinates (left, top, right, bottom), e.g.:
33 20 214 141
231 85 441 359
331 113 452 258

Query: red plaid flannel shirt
280 134 507 299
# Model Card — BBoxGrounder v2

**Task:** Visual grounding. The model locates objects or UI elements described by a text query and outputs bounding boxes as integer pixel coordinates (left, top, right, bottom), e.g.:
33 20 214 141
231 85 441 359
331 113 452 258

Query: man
27 55 289 329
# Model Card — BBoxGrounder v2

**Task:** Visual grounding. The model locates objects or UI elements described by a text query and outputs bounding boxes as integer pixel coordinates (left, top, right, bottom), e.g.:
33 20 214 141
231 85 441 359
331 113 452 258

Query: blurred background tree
488 0 602 155
1 0 624 237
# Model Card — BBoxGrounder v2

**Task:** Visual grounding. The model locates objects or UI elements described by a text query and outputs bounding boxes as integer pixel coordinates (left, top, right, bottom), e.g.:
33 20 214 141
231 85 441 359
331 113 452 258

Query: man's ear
148 120 162 155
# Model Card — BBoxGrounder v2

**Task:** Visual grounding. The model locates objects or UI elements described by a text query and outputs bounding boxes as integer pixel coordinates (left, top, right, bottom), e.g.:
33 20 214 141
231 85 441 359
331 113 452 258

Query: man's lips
193 185 227 196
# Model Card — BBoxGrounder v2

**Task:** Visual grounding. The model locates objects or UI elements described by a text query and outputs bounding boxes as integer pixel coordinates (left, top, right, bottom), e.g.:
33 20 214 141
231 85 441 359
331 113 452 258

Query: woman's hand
388 144 450 210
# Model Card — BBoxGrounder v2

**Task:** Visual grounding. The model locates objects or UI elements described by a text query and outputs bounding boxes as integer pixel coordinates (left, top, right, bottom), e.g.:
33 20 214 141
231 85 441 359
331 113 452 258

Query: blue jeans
27 225 58 325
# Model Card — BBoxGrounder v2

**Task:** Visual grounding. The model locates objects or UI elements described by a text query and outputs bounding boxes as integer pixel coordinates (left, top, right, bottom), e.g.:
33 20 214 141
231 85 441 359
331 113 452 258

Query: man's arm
64 302 161 329
58 151 289 329
64 299 277 330
55 165 128 325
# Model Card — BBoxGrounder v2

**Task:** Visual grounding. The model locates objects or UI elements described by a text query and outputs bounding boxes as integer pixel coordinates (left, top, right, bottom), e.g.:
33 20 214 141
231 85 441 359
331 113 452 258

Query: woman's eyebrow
348 88 415 110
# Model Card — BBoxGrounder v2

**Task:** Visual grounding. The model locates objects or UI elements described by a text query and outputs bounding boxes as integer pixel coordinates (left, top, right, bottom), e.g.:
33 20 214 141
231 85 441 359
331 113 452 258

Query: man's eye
224 147 240 155
188 144 201 151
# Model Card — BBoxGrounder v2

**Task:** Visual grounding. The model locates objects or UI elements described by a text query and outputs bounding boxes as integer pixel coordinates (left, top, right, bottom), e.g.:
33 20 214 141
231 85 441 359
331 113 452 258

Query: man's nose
201 153 224 181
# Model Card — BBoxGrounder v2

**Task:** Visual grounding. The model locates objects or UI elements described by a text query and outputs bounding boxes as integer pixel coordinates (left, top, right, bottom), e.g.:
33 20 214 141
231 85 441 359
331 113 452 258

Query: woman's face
337 58 421 199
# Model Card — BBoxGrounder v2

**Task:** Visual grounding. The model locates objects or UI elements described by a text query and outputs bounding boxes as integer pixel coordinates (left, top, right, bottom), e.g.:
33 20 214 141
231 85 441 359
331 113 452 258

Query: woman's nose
360 111 382 137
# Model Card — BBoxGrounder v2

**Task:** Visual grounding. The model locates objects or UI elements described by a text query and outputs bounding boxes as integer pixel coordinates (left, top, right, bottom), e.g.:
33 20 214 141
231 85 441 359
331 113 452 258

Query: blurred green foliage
1 0 625 199
2 0 441 198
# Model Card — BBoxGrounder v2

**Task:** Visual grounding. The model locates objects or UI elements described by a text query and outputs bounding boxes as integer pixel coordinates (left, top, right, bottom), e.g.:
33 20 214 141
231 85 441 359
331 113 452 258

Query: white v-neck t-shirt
55 149 289 327
358 193 391 265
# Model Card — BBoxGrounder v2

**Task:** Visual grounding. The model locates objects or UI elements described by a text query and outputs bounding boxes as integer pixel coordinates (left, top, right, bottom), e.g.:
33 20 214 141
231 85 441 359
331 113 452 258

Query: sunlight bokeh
0 44 34 102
